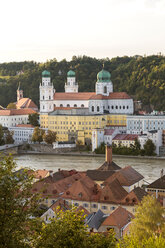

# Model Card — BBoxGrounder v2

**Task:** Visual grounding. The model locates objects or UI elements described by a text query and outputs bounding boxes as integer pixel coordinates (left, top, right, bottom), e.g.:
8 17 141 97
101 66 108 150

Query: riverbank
18 149 165 160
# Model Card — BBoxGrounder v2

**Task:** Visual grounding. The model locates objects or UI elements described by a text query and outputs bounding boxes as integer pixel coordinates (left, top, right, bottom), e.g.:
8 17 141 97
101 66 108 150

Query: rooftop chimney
106 145 112 164
161 169 164 178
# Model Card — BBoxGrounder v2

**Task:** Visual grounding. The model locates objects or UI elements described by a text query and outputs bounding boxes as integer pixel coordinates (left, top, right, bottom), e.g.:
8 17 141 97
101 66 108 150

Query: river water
14 154 165 184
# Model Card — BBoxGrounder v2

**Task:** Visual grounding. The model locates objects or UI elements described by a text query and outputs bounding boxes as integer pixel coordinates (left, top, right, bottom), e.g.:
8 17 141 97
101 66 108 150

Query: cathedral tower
65 70 78 93
40 70 55 113
17 82 23 102
96 67 113 96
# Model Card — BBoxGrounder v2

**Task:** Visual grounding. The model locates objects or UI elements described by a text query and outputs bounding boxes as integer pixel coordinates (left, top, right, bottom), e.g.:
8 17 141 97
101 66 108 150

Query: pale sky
0 0 165 62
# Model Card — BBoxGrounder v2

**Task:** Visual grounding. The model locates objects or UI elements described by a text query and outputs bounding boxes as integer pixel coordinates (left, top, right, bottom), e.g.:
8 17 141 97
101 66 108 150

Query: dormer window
78 192 82 198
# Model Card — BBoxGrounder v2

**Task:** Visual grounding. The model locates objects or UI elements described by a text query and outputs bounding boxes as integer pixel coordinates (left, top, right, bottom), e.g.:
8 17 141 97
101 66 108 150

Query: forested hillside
0 55 165 111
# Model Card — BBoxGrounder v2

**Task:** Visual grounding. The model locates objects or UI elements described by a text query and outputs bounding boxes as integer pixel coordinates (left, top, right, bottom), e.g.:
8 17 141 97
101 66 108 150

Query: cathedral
39 68 134 115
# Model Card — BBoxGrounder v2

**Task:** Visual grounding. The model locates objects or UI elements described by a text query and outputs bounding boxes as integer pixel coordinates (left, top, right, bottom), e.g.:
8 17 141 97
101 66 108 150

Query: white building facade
9 124 35 144
40 69 134 116
127 115 165 134
0 109 36 128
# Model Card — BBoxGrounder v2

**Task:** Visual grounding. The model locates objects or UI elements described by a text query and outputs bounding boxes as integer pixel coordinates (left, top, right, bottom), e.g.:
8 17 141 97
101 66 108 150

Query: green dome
67 70 75 77
97 69 111 82
42 70 50 77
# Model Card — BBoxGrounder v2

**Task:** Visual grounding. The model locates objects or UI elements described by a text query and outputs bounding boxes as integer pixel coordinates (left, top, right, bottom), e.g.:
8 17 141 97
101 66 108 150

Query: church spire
17 82 23 102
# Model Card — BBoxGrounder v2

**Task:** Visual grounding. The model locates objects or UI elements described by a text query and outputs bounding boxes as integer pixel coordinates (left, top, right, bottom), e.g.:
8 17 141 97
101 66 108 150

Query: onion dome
67 70 75 77
97 69 111 82
42 70 50 77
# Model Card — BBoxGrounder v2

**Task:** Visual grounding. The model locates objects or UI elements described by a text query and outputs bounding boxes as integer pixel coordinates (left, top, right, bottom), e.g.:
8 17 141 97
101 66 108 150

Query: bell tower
65 70 78 93
39 70 55 113
17 82 23 102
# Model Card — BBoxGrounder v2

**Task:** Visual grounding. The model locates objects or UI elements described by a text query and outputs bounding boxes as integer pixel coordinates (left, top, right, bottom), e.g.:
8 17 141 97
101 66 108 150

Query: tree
34 208 116 248
31 127 45 143
0 124 4 145
144 139 156 156
28 113 39 127
118 195 165 248
43 130 57 145
5 130 14 144
7 102 17 109
134 138 141 151
0 155 40 248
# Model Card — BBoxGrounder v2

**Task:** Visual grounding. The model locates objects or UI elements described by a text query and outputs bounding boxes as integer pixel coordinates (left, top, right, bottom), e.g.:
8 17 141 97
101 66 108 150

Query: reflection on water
14 154 165 184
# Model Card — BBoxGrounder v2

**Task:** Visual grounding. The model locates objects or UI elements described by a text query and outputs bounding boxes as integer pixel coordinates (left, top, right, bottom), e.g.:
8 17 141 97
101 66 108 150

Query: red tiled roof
101 206 134 229
0 108 36 116
113 134 138 141
104 166 144 187
54 92 95 100
16 124 34 128
62 176 101 202
100 179 128 204
16 98 38 110
121 187 148 205
33 170 49 179
90 92 132 100
104 129 116 135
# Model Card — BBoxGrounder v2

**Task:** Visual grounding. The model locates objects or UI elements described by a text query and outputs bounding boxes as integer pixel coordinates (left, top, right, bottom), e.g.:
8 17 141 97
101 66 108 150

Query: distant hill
0 55 165 111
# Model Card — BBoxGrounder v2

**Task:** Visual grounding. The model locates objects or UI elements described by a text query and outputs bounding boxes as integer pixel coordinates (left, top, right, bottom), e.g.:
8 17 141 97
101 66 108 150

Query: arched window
43 96 44 100
74 104 77 107
54 104 56 107
116 106 118 109
97 106 100 112
49 96 51 100
123 106 125 109
60 104 63 107
104 86 107 93
119 106 121 109
67 104 70 107
111 106 114 109
127 106 129 109
81 104 84 108
92 106 94 112
43 105 45 109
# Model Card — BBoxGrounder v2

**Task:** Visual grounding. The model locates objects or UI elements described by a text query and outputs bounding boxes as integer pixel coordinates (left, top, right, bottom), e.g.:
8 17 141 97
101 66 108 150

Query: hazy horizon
1 0 165 63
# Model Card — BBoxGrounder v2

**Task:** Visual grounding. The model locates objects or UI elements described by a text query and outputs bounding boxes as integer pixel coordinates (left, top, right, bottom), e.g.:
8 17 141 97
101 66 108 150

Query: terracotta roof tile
62 176 101 202
86 170 115 181
90 92 132 100
113 134 138 141
146 175 165 190
0 108 36 116
100 179 128 204
16 124 34 128
54 92 95 100
101 206 134 229
98 161 121 171
121 187 148 205
33 170 49 179
104 166 144 187
104 129 116 135
16 98 38 110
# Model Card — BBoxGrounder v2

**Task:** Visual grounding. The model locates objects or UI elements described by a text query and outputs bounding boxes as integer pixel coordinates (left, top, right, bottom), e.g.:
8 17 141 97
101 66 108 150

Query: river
14 154 165 184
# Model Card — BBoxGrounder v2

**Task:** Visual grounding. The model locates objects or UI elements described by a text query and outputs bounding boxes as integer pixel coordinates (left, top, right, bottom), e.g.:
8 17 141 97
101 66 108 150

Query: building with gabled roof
40 68 133 144
121 187 148 207
146 171 165 200
104 166 144 192
98 206 134 239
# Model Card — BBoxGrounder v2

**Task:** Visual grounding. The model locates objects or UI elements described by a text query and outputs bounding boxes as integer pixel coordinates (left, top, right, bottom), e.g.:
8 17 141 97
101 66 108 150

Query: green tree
7 102 17 109
28 113 39 126
144 139 156 156
0 124 4 145
5 130 14 144
31 127 45 143
34 208 116 248
43 130 57 145
134 138 141 151
0 155 40 248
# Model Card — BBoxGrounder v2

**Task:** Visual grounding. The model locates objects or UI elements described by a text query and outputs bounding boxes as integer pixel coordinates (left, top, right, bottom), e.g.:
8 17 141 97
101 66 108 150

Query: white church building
39 68 134 115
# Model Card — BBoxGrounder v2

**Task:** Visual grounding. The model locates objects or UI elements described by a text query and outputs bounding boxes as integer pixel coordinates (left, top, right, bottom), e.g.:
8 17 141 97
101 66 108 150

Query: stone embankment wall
18 144 77 154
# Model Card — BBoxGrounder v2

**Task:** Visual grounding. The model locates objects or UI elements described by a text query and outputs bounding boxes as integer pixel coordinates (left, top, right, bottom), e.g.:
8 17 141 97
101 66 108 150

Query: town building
16 84 38 111
138 130 162 155
39 69 133 144
112 134 138 148
146 170 165 200
0 108 36 128
40 69 134 115
9 124 35 144
127 115 165 134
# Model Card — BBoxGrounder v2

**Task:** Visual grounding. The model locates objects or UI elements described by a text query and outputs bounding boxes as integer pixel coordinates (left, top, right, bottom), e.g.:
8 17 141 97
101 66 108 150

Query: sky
0 0 165 62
